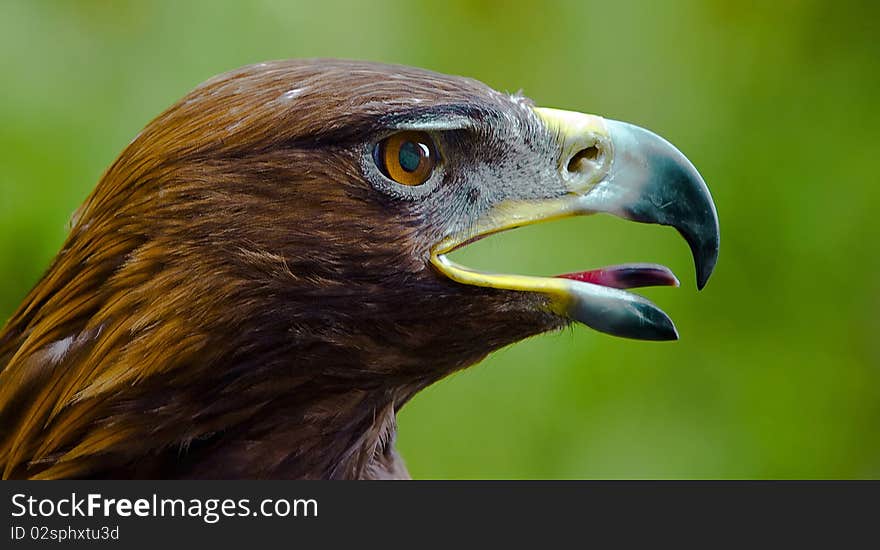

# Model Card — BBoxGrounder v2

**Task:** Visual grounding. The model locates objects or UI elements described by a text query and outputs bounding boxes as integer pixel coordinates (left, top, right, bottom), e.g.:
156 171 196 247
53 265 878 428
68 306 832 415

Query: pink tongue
557 263 679 289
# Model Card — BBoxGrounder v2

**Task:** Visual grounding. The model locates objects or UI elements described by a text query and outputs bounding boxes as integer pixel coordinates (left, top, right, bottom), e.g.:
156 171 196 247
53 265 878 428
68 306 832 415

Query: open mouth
430 109 719 341
431 225 686 341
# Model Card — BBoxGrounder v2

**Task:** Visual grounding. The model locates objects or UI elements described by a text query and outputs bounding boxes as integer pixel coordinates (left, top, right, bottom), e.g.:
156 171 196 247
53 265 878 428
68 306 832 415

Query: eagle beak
431 107 719 341
537 108 720 290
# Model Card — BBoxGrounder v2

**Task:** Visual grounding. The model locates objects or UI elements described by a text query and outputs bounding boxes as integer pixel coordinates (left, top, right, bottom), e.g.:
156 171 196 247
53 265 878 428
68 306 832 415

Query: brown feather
0 59 558 479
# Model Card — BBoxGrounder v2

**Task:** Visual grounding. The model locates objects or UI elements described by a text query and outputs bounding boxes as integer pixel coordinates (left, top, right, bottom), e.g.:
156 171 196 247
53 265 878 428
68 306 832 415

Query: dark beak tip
692 231 719 291
649 323 680 342
680 209 719 291
656 318 680 341
696 266 713 290
635 303 679 342
694 251 717 290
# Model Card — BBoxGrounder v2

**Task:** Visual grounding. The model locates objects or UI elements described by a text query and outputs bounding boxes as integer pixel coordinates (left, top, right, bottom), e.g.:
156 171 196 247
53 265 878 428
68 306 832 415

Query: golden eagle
0 60 718 479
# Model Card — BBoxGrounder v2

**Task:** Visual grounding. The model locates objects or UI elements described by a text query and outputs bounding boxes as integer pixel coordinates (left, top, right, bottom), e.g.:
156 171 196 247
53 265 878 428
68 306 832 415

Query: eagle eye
373 131 438 186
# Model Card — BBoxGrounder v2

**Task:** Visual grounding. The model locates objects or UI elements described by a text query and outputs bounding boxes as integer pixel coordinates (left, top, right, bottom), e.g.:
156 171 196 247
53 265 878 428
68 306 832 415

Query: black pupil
398 141 424 172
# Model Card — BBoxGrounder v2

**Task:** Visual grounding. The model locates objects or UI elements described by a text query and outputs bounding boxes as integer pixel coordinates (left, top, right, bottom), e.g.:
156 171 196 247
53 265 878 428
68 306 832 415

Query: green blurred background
1 0 878 478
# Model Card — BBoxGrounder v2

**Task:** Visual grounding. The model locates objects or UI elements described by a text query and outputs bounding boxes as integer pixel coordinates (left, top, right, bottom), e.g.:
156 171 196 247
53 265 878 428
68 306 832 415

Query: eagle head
0 60 718 479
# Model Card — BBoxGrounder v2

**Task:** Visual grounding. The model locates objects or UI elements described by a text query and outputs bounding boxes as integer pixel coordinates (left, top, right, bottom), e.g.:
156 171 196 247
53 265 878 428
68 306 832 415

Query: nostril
567 145 601 174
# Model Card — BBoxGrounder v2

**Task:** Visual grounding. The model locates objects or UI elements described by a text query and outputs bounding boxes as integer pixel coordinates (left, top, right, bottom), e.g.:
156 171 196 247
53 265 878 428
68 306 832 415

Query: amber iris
374 131 437 186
